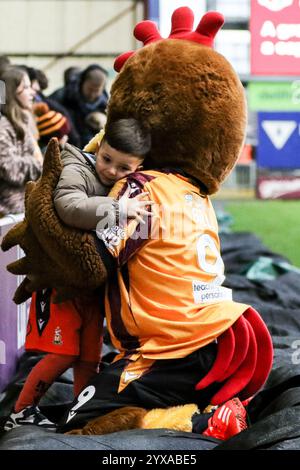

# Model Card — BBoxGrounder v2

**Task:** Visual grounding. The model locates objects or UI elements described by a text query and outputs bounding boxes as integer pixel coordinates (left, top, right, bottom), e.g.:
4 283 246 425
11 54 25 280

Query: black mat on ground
1 231 300 450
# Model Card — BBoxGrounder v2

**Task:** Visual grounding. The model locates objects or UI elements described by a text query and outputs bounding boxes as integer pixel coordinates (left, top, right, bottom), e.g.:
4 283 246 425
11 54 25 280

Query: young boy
4 118 153 432
54 118 152 230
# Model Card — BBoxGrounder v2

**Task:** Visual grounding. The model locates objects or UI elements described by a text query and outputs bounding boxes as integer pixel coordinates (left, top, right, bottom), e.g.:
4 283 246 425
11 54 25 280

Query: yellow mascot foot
142 404 199 433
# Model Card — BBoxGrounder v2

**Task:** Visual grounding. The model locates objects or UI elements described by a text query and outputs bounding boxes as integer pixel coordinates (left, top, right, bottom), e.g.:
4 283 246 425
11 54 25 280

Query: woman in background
0 67 42 217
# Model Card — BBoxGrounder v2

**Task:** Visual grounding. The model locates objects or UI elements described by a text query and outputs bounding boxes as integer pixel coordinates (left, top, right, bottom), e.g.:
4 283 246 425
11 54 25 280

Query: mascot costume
2 5 273 439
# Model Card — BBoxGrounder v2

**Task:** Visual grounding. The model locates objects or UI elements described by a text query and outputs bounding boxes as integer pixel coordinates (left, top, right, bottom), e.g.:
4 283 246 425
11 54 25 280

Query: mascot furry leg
66 404 198 436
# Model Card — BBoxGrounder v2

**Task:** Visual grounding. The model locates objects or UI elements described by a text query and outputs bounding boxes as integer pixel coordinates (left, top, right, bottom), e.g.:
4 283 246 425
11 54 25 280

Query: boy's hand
119 188 155 225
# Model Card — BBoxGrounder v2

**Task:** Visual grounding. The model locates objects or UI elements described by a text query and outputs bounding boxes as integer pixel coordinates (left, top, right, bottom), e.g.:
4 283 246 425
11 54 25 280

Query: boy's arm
54 166 117 230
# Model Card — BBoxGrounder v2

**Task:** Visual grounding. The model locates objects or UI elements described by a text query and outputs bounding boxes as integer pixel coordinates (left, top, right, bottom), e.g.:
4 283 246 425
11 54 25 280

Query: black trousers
58 342 218 432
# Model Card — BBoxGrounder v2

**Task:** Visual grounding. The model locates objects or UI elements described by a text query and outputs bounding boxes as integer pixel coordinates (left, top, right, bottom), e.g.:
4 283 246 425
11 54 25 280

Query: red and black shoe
202 397 248 441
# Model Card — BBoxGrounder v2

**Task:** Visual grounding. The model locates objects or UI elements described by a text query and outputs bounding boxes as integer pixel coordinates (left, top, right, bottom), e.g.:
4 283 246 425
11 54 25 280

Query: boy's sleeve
54 165 117 230
96 176 152 266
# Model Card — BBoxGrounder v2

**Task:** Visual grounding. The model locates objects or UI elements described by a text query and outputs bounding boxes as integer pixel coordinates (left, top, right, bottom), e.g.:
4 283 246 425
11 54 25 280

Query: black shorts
59 342 218 432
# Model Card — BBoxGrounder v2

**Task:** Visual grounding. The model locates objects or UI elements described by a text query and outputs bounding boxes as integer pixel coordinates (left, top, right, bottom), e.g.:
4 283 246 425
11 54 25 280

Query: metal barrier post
0 214 29 392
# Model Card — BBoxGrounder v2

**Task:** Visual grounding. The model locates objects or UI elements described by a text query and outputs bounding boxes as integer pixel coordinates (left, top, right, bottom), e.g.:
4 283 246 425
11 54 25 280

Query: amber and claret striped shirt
99 170 249 361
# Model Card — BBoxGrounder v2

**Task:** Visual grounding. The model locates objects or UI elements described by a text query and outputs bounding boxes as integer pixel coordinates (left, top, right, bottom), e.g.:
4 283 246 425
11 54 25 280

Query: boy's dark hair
104 118 151 158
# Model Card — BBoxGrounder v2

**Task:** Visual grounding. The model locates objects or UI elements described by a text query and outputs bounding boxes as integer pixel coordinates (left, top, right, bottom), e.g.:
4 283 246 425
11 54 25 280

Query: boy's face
95 140 143 187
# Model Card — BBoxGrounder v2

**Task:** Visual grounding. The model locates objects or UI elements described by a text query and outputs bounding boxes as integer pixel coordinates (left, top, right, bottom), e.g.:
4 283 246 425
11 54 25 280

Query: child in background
4 118 153 431
33 102 71 152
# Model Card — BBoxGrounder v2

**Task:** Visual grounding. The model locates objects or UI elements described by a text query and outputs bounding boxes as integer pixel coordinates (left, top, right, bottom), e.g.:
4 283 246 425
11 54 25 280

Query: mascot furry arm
1 6 273 435
1 138 108 304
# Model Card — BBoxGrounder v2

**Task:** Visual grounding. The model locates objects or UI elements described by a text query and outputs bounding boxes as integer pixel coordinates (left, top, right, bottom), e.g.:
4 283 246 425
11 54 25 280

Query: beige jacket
53 143 117 230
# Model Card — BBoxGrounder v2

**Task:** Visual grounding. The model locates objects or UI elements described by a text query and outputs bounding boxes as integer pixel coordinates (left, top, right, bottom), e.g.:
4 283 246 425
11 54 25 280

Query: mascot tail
196 307 273 405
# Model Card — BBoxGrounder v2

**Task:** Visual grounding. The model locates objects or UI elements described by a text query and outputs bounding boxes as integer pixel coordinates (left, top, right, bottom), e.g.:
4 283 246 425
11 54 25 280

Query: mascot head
107 6 247 195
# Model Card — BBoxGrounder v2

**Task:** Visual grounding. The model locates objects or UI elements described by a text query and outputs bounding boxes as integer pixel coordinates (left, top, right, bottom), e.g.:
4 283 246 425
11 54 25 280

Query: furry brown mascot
2 6 273 438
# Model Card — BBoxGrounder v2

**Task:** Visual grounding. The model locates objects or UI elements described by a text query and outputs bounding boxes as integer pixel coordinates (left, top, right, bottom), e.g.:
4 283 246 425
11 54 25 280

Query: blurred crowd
0 54 108 217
